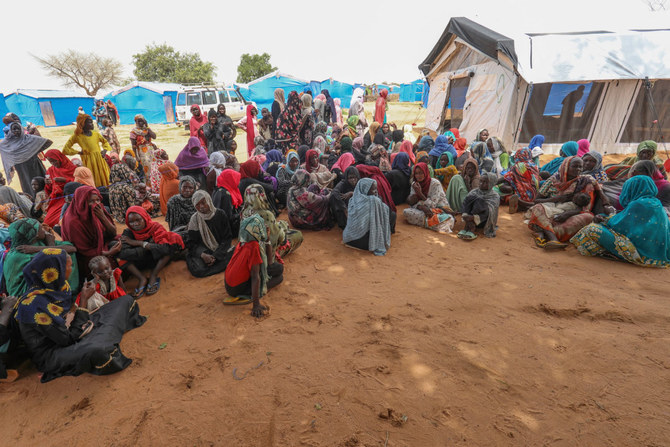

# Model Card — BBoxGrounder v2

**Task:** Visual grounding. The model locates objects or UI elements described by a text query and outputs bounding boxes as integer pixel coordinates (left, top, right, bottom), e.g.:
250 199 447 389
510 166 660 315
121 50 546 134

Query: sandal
457 230 477 241
0 369 19 383
544 240 568 250
146 278 161 296
534 237 547 248
223 296 254 305
132 286 146 299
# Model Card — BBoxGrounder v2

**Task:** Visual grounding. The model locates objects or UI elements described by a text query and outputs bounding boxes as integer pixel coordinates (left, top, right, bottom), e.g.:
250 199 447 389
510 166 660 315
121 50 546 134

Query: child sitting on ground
135 183 161 217
76 255 128 311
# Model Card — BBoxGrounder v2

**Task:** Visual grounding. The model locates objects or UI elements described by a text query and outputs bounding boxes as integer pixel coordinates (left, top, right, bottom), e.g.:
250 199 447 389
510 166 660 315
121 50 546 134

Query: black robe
384 169 411 206
186 209 234 278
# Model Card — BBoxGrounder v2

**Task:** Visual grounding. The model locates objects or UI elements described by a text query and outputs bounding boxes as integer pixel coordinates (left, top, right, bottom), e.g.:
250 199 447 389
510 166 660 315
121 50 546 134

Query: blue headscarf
541 141 579 175
392 152 411 177
605 176 670 265
428 135 457 159
262 149 284 171
342 178 391 256
277 151 300 177
418 135 435 151
528 135 545 149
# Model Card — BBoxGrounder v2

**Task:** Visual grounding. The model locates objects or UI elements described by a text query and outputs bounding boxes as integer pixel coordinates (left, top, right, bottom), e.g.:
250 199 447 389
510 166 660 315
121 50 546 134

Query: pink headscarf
577 139 590 157
332 152 355 172
398 140 416 164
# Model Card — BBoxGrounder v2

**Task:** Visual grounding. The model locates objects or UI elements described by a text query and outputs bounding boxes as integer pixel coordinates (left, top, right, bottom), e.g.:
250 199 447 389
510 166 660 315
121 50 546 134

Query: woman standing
129 114 157 180
271 88 285 124
374 89 389 124
189 105 208 148
62 115 111 186
0 122 49 193
275 91 304 152
43 149 77 227
236 105 258 157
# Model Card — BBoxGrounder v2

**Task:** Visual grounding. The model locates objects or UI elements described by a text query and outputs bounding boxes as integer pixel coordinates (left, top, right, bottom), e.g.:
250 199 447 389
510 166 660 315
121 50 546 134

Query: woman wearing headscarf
42 149 77 227
329 166 360 229
333 98 344 127
352 136 368 164
272 88 286 124
629 160 670 210
458 172 501 240
216 103 236 144
384 152 412 206
343 178 392 256
238 159 278 212
363 122 381 149
236 105 258 157
403 163 454 233
433 152 459 192
540 141 579 176
175 137 209 189
418 135 435 154
319 90 336 124
313 95 326 123
62 186 117 279
224 214 284 317
502 148 540 212
186 190 234 277
106 162 137 223
0 121 49 193
577 139 590 157
189 105 208 147
263 149 284 177
166 176 197 232
158 162 180 215
528 156 613 248
120 206 184 296
213 169 242 234
3 218 78 297
206 151 226 194
582 151 608 183
15 249 145 382
62 115 111 186
299 94 315 146
273 150 299 207
605 140 667 180
356 164 396 213
74 166 95 187
202 109 228 155
129 114 157 179
287 170 332 230
527 134 545 165
275 91 304 152
149 147 169 194
331 151 355 183
374 89 388 124
486 136 509 174
240 184 302 259
470 141 494 174
428 135 458 168
302 149 337 189
571 175 670 267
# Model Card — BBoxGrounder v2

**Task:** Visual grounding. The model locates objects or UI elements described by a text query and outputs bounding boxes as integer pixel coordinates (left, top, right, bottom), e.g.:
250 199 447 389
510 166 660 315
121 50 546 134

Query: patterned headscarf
237 214 269 296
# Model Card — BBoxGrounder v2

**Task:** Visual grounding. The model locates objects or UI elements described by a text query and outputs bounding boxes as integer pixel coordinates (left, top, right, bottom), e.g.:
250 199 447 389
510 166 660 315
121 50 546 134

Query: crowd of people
0 85 668 384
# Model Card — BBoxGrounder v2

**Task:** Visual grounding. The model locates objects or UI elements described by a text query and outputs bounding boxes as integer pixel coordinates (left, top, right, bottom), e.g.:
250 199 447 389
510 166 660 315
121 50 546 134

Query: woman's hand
102 241 122 256
79 279 96 308
92 204 105 220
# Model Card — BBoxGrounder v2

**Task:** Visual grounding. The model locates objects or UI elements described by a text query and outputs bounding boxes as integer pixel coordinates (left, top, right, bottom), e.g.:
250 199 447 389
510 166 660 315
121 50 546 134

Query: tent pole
643 77 669 160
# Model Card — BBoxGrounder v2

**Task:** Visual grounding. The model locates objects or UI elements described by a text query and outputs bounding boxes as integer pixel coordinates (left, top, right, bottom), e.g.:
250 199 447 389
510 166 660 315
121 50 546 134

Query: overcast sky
1 0 668 95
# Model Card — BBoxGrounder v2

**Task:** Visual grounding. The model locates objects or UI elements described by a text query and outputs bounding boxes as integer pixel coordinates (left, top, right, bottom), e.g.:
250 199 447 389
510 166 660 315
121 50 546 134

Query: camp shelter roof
108 81 183 96
419 17 518 75
246 70 309 86
9 89 91 99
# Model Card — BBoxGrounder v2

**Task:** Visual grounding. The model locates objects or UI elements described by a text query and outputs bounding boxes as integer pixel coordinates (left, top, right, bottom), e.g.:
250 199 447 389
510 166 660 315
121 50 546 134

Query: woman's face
87 193 102 209
566 158 584 179
128 212 146 231
414 168 425 183
47 157 60 168
65 256 73 280
347 173 359 188
289 157 299 170
382 123 390 133
84 118 94 132
367 182 378 196
135 118 147 128
439 154 449 167
465 163 476 177
310 154 319 168
181 182 195 199
209 115 217 125
229 141 237 152
638 149 653 160
195 198 211 214
218 104 226 114
582 154 597 172
190 145 200 155
10 125 22 138
251 108 258 117
191 107 200 117
479 175 490 190
479 130 489 141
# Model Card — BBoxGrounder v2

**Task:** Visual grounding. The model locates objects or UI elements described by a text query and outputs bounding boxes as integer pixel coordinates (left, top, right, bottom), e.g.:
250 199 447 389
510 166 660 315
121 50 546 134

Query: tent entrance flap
39 101 56 127
441 77 470 131
163 96 175 123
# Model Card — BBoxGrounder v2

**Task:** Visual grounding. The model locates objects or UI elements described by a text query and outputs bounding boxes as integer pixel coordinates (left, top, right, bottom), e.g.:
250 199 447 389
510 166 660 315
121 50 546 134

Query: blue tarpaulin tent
319 79 355 108
243 71 309 113
0 94 8 139
103 81 180 125
4 90 94 127
399 79 425 102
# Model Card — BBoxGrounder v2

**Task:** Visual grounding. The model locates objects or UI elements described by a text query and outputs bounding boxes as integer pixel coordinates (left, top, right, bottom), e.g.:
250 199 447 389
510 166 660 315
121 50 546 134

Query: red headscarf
454 138 467 157
449 128 461 139
217 169 243 207
304 149 320 173
412 162 432 197
398 140 416 164
125 206 184 248
189 105 208 147
239 159 261 180
62 186 114 257
45 149 76 182
356 164 396 212
245 104 256 157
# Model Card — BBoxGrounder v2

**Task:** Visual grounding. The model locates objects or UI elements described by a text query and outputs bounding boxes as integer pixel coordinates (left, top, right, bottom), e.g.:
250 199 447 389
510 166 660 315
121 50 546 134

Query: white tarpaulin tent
420 17 670 154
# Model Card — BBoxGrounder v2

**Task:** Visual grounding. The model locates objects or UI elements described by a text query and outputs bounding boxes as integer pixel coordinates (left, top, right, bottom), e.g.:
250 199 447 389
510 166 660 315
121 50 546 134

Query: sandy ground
0 104 668 446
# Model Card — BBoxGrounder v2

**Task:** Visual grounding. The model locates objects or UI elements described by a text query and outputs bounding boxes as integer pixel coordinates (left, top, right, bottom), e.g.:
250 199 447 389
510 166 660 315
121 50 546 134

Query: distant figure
559 85 585 140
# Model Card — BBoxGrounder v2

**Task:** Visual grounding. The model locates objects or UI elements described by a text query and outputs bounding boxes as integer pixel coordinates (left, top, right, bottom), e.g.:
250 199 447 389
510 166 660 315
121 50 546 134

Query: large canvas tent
4 90 94 127
419 17 670 154
103 81 181 125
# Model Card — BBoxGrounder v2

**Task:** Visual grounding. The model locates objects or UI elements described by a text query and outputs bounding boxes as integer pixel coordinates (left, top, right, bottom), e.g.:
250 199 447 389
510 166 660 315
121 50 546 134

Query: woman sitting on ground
540 141 578 176
582 151 608 183
275 151 300 206
356 165 396 213
458 172 501 240
605 140 667 181
62 186 117 279
108 162 138 223
571 175 670 267
527 156 614 249
224 214 284 318
158 162 180 215
241 184 303 259
119 206 184 297
213 169 242 235
302 149 337 189
186 190 234 278
433 152 458 192
500 148 540 213
403 163 455 234
4 218 78 297
385 152 412 206
445 158 480 213
206 151 226 194
43 149 77 227
74 166 95 187
15 249 145 383
238 159 278 210
135 182 161 217
329 166 360 229
122 149 145 183
343 178 392 256
165 176 198 232
175 137 209 189
287 169 332 230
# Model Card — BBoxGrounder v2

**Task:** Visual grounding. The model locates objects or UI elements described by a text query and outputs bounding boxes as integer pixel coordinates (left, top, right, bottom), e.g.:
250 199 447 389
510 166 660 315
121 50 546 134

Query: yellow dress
62 132 111 186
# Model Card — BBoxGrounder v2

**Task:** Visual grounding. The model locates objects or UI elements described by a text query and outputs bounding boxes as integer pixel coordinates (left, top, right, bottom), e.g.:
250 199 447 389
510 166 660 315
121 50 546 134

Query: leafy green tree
33 50 123 96
236 53 276 83
132 44 216 84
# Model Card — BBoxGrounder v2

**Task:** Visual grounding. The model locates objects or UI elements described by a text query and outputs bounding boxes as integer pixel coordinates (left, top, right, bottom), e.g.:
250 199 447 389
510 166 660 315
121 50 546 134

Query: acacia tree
33 50 124 96
132 44 216 84
236 53 276 83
